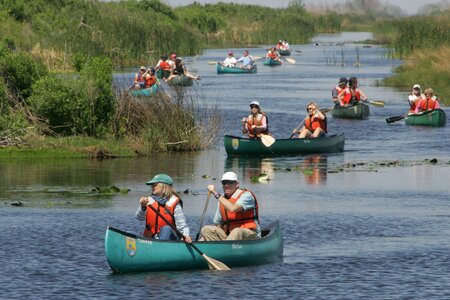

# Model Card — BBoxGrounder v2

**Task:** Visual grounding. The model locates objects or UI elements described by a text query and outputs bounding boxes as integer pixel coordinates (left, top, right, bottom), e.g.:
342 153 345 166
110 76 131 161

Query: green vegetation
374 16 450 104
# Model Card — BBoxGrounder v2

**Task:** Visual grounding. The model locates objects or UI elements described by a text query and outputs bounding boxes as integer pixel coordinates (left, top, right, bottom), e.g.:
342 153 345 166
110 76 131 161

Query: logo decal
232 138 239 150
126 236 136 257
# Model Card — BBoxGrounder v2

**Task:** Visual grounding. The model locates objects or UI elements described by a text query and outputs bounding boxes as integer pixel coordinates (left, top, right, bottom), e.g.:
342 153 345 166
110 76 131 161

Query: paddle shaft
386 115 405 123
289 119 305 138
146 203 208 257
195 192 211 241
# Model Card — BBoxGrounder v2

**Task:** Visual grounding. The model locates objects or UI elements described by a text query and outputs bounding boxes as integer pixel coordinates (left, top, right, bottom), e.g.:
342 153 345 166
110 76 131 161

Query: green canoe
224 134 345 156
405 109 446 127
278 48 291 56
105 221 283 273
263 58 282 66
216 64 257 74
156 69 171 79
167 74 194 86
130 84 159 97
331 102 370 119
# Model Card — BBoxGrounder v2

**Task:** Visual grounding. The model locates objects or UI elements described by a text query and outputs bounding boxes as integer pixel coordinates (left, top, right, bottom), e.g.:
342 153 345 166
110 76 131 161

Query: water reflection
301 155 328 185
224 157 275 183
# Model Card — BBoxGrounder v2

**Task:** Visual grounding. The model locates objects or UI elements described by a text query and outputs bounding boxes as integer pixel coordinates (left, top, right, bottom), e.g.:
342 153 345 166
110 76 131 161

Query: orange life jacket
268 52 277 59
159 60 171 71
144 75 157 88
219 189 259 235
245 113 269 138
342 87 361 105
143 195 180 238
136 72 144 83
420 98 438 111
305 115 327 133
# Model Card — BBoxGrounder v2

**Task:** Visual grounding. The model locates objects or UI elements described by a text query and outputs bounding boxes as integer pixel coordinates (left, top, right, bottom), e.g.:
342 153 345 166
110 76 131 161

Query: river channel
1 32 449 299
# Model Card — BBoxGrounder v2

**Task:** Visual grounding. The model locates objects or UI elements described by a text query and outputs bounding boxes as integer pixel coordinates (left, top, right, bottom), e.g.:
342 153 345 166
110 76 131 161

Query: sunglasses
221 180 236 185
307 107 314 111
250 105 259 109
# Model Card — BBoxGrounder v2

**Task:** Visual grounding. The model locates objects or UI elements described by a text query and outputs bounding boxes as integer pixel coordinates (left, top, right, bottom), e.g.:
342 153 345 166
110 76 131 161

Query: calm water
2 33 449 299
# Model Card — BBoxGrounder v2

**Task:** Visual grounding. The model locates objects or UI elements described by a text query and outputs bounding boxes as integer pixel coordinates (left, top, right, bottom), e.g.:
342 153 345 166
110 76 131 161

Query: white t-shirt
223 57 237 67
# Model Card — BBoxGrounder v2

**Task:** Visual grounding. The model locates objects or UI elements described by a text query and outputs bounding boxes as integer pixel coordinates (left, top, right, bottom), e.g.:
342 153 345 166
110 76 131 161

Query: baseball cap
221 172 238 182
339 77 347 84
249 101 260 107
228 51 233 56
413 84 421 90
145 174 173 186
140 66 146 71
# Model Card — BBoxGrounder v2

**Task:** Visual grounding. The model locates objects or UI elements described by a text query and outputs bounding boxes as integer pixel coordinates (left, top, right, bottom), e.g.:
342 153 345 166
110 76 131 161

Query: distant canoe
167 74 194 86
156 69 171 79
224 134 345 156
278 48 291 56
405 109 446 127
331 103 370 119
105 221 283 273
216 64 257 74
131 84 159 97
263 58 282 66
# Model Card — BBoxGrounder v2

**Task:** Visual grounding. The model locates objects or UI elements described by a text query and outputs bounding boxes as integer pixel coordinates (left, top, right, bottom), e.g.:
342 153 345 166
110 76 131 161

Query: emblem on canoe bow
126 236 136 257
232 138 239 150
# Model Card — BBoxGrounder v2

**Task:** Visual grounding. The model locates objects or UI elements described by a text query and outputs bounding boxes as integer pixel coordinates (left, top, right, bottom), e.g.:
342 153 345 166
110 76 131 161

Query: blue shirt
237 56 254 66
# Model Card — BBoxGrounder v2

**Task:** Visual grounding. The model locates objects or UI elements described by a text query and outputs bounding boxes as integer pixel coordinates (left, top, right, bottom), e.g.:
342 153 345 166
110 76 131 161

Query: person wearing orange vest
266 47 281 61
155 55 172 72
332 77 347 105
135 174 192 243
408 84 425 112
338 76 368 106
241 101 269 138
200 171 260 241
141 68 159 88
292 102 327 138
414 88 441 113
133 66 146 89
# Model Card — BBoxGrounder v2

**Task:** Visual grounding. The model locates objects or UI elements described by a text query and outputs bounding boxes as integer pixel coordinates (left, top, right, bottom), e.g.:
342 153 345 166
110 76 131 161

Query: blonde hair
424 88 434 95
307 102 319 109
158 183 181 200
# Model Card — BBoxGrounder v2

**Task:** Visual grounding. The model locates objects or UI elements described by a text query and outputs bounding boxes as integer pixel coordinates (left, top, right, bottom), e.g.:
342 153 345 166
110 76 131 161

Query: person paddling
292 102 327 139
414 88 441 113
338 76 368 106
241 101 269 139
133 66 146 89
332 77 347 106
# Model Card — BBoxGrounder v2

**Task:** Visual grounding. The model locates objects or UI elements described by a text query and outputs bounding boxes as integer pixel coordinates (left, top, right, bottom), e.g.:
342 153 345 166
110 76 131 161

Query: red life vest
420 98 438 111
305 115 327 133
219 189 259 235
143 195 180 238
136 72 144 83
245 113 269 138
144 75 157 88
159 60 171 71
342 87 361 105
268 52 277 59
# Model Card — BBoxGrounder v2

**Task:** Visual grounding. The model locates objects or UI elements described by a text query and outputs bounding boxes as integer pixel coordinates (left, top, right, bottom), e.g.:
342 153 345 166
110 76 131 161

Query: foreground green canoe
263 58 282 66
216 64 257 74
224 134 345 156
405 109 446 127
167 74 194 86
278 48 291 56
105 221 283 273
331 103 370 119
130 84 159 97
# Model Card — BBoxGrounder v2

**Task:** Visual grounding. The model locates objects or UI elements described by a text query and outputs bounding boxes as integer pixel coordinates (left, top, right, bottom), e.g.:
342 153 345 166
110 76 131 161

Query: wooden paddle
294 49 302 53
320 107 335 114
260 134 275 147
289 119 305 139
146 203 230 271
207 61 218 65
386 115 405 123
363 99 385 107
284 57 296 64
195 192 211 241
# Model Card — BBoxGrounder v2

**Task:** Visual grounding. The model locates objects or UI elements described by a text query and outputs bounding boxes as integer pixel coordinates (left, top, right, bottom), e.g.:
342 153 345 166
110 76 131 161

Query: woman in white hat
200 171 260 241
241 101 269 138
408 84 425 112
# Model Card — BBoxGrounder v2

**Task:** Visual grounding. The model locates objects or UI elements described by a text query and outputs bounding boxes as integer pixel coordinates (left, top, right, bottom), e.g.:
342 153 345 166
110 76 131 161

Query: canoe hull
263 58 282 66
168 74 194 86
156 69 171 79
278 49 291 56
131 84 159 97
331 103 370 119
216 64 257 74
224 134 345 156
405 109 446 127
105 221 283 273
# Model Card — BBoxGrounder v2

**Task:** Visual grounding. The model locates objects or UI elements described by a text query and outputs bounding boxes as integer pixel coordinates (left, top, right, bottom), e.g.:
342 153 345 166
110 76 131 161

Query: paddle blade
386 115 405 123
261 134 275 147
253 56 262 61
285 57 296 64
366 100 385 107
203 254 231 271
208 61 217 65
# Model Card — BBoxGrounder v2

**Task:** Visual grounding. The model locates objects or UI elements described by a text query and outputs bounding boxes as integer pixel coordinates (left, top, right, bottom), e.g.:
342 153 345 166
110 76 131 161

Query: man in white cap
241 101 269 139
200 171 260 241
221 51 237 67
